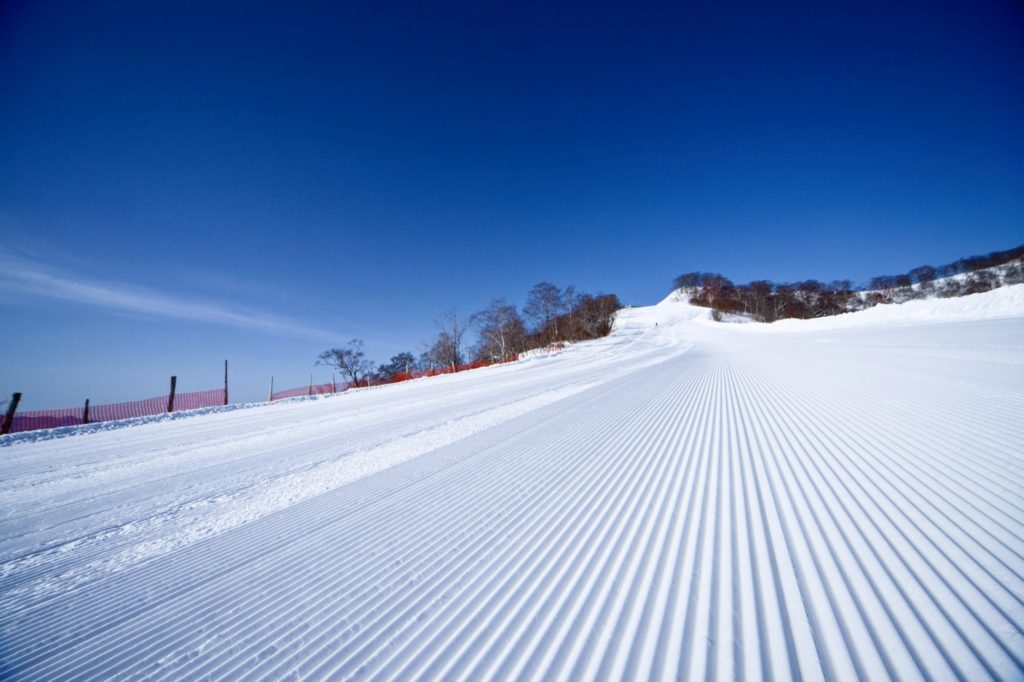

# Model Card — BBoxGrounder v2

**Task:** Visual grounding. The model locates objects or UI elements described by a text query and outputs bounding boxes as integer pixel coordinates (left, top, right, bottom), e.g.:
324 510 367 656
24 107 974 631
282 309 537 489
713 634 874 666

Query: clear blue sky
2 0 1022 409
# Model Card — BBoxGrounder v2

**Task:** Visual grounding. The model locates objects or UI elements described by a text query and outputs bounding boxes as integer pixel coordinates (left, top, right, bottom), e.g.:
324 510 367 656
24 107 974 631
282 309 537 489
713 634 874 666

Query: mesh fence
6 355 520 435
271 383 339 400
8 389 226 434
267 358 518 401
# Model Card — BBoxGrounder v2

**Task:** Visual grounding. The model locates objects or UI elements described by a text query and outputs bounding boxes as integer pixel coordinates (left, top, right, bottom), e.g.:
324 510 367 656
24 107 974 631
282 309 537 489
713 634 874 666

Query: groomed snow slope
2 287 1023 680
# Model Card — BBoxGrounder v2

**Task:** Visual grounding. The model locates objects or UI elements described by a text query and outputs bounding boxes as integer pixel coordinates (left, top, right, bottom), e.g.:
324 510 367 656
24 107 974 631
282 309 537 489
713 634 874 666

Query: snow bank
766 283 1024 330
654 283 1024 333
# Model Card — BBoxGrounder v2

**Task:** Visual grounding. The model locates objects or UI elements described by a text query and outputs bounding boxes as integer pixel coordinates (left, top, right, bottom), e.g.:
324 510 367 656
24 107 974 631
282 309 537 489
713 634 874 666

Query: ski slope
2 287 1023 680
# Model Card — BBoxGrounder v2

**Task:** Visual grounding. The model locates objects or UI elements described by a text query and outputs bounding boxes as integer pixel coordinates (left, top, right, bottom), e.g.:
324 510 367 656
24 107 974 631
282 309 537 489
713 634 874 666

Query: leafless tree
739 280 769 320
524 281 564 343
375 352 417 382
963 270 996 295
433 307 468 371
562 285 585 338
424 331 455 371
909 265 937 289
673 272 702 290
318 339 374 387
471 298 526 362
574 293 622 338
1004 262 1023 285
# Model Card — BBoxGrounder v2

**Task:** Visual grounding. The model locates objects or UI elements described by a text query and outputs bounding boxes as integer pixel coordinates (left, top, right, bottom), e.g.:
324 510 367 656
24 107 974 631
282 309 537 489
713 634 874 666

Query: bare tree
375 352 417 382
794 280 829 317
963 270 996 295
562 285 585 338
746 280 773 321
524 281 564 343
471 298 526 361
434 308 468 371
869 275 898 302
1004 262 1023 285
575 293 622 338
699 273 734 309
909 265 937 289
418 349 436 373
672 272 702 290
318 339 374 387
425 331 456 372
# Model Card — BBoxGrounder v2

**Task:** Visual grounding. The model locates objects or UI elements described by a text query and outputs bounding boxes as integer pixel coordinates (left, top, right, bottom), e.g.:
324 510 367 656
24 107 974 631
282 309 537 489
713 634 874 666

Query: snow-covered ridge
664 281 1024 330
743 282 1024 330
1 283 1022 679
669 258 1023 324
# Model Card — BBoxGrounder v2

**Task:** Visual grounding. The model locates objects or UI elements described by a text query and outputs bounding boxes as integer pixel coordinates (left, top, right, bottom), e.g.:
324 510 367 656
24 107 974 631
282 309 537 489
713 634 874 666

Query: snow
760 283 1024 330
2 286 1023 680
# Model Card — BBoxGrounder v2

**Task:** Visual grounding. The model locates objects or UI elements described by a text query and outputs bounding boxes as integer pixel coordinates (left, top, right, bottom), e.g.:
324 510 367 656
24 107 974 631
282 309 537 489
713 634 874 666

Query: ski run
2 286 1023 681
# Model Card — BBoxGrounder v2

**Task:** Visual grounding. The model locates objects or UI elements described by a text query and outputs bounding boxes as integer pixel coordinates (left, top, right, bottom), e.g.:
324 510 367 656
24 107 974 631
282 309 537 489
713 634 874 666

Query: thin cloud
0 253 342 340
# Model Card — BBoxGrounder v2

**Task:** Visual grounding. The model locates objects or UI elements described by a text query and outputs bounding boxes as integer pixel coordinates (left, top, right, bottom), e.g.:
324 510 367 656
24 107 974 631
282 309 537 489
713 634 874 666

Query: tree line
318 282 622 387
675 243 1023 323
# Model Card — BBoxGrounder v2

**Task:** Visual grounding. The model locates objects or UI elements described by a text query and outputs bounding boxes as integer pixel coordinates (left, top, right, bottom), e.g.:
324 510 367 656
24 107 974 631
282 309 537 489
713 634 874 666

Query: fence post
83 398 90 425
224 359 229 405
308 374 313 396
1 392 21 435
269 376 274 402
332 374 336 393
167 376 177 413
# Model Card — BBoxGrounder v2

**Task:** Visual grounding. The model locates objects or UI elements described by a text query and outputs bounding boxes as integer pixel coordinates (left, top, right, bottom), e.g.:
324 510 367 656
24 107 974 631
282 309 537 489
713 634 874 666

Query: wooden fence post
1 392 21 435
83 399 90 425
167 376 177 413
332 374 336 394
269 376 274 402
224 359 229 405
308 374 313 396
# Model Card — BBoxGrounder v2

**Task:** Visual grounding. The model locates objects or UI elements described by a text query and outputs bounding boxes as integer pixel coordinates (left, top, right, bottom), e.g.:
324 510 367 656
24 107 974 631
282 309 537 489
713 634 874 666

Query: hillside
2 286 1023 680
675 245 1023 323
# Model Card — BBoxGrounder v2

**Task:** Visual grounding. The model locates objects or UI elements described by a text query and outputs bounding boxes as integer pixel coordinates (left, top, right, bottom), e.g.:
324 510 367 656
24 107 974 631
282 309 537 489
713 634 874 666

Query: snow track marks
2 322 1023 680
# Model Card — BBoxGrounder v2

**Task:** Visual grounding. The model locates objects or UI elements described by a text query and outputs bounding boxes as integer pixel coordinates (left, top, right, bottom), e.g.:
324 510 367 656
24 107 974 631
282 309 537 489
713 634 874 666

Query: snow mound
614 292 709 329
767 283 1024 330
649 283 1024 333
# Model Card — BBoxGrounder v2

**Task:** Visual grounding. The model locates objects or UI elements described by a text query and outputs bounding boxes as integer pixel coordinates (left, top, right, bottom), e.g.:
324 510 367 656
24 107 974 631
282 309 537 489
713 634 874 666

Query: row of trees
675 244 1023 323
318 282 623 387
866 244 1023 300
675 273 861 322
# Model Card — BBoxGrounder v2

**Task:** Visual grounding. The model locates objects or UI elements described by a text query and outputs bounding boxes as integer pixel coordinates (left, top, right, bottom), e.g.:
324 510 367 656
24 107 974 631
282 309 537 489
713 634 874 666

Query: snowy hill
2 286 1023 680
738 280 1024 329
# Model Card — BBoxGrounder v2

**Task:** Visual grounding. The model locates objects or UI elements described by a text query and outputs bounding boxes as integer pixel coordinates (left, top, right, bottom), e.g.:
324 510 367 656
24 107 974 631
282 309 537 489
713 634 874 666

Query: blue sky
2 0 1022 409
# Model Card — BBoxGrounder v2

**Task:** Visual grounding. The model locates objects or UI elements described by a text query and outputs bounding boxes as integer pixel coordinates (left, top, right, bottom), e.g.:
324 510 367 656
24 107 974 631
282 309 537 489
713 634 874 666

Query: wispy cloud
0 252 343 341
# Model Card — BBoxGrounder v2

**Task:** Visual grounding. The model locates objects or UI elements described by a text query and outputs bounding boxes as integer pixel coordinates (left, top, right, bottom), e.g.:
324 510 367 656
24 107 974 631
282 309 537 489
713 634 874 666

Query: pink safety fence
7 388 226 434
271 383 341 401
271 356 520 399
268 359 516 401
6 355 522 435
